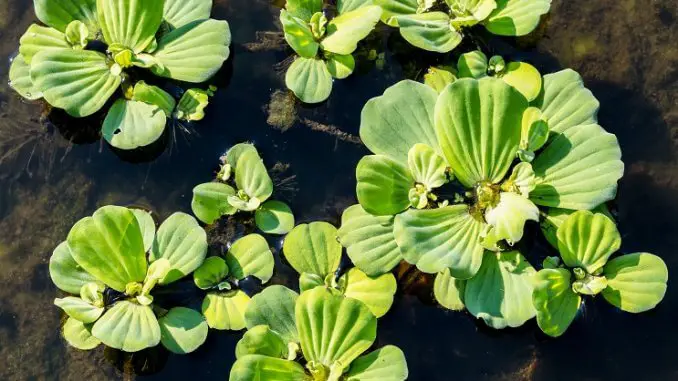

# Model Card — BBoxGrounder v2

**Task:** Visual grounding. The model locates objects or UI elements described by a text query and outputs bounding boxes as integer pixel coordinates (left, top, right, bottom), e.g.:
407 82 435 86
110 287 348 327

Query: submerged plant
283 221 397 317
194 234 276 330
345 70 626 328
376 0 551 53
9 0 230 150
533 210 668 337
191 143 295 234
230 286 408 381
49 206 209 353
280 0 383 103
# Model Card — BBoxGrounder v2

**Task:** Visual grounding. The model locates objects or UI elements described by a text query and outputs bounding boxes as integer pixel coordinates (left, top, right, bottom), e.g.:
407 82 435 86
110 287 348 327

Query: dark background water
0 0 677 380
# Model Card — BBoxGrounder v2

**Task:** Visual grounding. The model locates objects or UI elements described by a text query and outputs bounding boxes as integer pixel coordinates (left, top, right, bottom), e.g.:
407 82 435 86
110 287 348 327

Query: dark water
0 0 677 380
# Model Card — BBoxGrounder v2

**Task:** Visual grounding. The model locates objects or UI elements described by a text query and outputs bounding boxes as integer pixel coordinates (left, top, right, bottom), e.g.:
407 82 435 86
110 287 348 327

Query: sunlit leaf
202 290 251 330
129 209 155 253
556 210 621 274
485 192 539 245
286 57 333 104
49 241 98 294
533 268 581 337
54 296 104 323
457 50 488 79
483 0 551 36
150 212 208 284
280 10 319 58
285 0 323 21
338 0 374 13
540 205 612 249
345 345 408 381
537 69 599 135
97 0 163 53
326 54 356 79
394 205 486 278
234 145 274 202
321 6 382 55
194 256 229 290
34 0 98 33
356 155 414 216
175 88 212 121
255 200 295 235
63 317 100 350
299 272 325 292
407 143 448 190
341 268 397 318
191 182 237 224
131 81 176 117
163 0 213 29
158 307 209 354
225 234 274 283
603 253 668 313
102 99 167 150
433 268 466 311
18 24 70 65
501 61 542 102
8 55 42 100
92 300 161 352
283 222 342 278
244 286 300 343
374 0 417 26
229 355 309 381
396 12 462 53
236 325 288 359
424 66 457 94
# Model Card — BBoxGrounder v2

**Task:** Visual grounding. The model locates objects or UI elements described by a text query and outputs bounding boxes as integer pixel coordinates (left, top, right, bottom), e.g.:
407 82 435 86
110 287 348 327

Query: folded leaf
191 182 237 224
229 355 309 381
34 0 98 33
54 296 104 323
202 290 251 330
63 317 100 350
175 88 212 121
346 345 409 381
457 50 488 79
235 147 274 202
31 49 121 118
326 53 356 79
537 69 599 135
194 257 229 290
280 10 319 58
158 307 209 354
485 192 539 245
255 200 295 235
97 0 163 52
244 286 300 343
49 241 98 294
283 222 342 278
236 325 288 359
356 155 414 216
397 13 462 53
92 300 161 352
533 268 581 337
285 57 333 103
342 268 397 318
226 234 275 283
424 66 457 93
603 253 668 313
433 268 466 311
131 81 176 117
163 0 213 29
483 0 551 36
102 99 167 150
556 211 621 274
152 19 231 82
130 209 156 253
321 6 382 55
407 143 448 190
501 61 542 102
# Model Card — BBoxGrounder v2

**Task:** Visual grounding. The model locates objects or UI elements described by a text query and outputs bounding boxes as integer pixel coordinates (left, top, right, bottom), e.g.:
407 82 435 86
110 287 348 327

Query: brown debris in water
300 119 362 145
242 31 287 52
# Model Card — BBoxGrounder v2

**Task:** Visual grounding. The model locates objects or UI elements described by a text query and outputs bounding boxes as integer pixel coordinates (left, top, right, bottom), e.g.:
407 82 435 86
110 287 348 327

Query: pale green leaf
342 268 397 318
356 155 414 216
49 241 98 294
34 0 98 33
464 251 536 329
63 317 100 350
30 49 121 118
163 0 213 29
485 192 539 245
407 143 448 189
235 146 274 202
191 182 237 224
65 20 90 48
338 0 375 13
226 143 258 167
202 290 251 330
131 81 176 117
433 268 466 311
255 200 295 235
236 325 288 359
457 50 488 79
280 10 319 58
9 55 42 100
299 272 325 292
540 205 612 249
396 12 462 53
18 24 70 65
193 256 229 290
533 268 581 337
54 296 104 323
97 0 163 53
225 234 274 283
285 0 323 21
503 162 536 196
483 0 551 36
326 54 356 79
424 66 457 94
130 209 155 253
538 69 599 135
229 355 309 381
321 6 382 55
394 205 486 278
286 57 333 104
603 253 668 313
501 61 542 102
245 285 300 343
175 88 212 121
337 204 403 276
374 0 418 26
158 307 209 354
346 345 408 381
102 99 167 150
283 222 342 278
556 210 620 274
92 300 161 352
152 19 231 82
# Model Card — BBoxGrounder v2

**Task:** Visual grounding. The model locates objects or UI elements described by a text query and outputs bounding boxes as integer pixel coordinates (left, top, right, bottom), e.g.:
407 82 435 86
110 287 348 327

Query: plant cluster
9 0 231 150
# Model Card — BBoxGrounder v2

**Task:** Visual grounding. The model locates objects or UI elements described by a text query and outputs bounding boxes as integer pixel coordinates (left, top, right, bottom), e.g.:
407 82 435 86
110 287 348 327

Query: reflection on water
0 0 677 380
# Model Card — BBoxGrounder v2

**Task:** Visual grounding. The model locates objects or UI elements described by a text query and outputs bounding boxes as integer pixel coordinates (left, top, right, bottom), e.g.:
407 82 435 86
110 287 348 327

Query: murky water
0 0 676 380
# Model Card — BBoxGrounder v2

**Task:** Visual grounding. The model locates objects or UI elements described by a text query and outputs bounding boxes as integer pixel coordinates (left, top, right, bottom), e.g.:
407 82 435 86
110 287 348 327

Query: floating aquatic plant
194 234 276 330
191 143 295 235
283 221 397 317
230 286 408 381
532 210 668 337
377 0 551 53
9 0 230 150
49 206 209 353
280 0 383 103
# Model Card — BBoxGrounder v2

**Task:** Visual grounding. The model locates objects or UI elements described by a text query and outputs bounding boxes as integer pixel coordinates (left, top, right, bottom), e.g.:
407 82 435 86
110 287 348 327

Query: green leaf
194 256 229 289
226 143 258 167
326 54 356 79
360 80 440 164
67 206 146 292
396 12 462 53
131 81 176 117
54 296 104 324
102 99 167 150
245 286 300 343
97 0 163 52
555 211 620 274
337 205 403 276
533 268 581 337
65 20 90 48
49 241 98 294
394 205 486 278
255 201 295 235
158 307 209 354
540 205 611 249
374 0 418 27
483 0 551 36
92 300 161 352
18 24 70 65
30 49 121 118
152 19 231 82
34 0 98 33
433 268 466 311
503 162 536 196
457 50 488 79
63 317 100 350
464 251 536 329
225 234 275 283
9 55 42 100
234 147 274 202
520 107 549 155
603 253 668 313
346 345 409 381
285 0 323 21
163 0 213 29
299 272 325 292
280 10 319 58
485 192 539 246
229 355 309 381
424 66 457 94
538 69 599 135
449 0 497 24
530 124 624 210
435 78 526 188
191 182 237 224
501 61 542 102
130 209 155 253
202 290 251 330
338 0 375 13
150 212 208 285
236 325 288 359
286 57 333 104
175 88 212 121
296 287 376 370
356 155 414 216
341 268 397 318
320 6 382 55
283 222 342 278
407 143 448 190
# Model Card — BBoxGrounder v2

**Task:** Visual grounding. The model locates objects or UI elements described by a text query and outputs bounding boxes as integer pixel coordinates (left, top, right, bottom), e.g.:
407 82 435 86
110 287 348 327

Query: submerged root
265 90 298 131
300 119 362 145
242 31 287 52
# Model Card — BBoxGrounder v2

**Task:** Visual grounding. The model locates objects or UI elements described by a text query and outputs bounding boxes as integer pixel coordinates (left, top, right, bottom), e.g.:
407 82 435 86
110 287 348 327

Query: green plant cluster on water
9 0 230 150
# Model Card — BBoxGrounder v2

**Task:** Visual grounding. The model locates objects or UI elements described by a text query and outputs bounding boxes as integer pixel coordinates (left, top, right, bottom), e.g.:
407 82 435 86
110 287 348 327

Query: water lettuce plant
347 70 625 328
230 286 408 381
49 206 209 353
376 0 551 53
9 0 230 150
280 0 383 103
194 234 276 330
191 143 295 234
283 221 397 317
533 210 668 337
